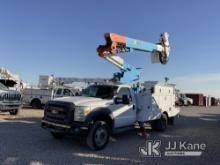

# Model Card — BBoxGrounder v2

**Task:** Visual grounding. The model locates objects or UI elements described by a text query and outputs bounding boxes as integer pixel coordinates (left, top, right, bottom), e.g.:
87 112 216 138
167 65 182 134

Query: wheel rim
94 126 108 147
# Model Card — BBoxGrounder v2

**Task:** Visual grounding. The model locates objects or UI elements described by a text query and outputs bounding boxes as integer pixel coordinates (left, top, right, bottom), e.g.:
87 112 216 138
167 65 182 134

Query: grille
44 101 75 124
4 93 21 101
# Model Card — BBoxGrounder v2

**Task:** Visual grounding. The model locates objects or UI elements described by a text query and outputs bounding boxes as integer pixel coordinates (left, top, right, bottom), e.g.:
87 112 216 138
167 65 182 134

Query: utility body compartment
135 82 179 122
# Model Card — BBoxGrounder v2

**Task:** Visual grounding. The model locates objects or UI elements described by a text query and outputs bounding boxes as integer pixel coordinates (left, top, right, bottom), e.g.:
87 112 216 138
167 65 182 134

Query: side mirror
122 95 130 105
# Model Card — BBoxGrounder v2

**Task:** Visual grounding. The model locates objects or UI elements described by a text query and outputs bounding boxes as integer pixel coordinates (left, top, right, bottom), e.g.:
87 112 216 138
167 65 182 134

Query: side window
63 89 71 96
118 87 131 98
56 88 62 95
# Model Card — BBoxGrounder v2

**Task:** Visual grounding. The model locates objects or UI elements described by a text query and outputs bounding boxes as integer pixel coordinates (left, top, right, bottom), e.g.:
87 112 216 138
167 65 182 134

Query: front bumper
41 119 89 136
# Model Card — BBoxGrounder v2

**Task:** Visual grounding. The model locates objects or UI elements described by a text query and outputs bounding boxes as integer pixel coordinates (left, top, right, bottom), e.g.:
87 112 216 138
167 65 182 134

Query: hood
54 96 112 107
0 89 21 95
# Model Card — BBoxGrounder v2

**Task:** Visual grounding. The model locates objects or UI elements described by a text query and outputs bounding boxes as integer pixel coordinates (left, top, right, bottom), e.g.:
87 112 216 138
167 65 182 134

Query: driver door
112 87 136 128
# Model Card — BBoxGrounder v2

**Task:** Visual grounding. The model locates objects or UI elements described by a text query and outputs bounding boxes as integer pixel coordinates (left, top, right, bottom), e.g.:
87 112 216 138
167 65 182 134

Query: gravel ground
0 106 220 165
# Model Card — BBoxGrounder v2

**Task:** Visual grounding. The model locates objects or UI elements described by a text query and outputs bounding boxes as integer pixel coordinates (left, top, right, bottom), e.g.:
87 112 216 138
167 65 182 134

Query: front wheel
86 121 110 150
9 109 18 115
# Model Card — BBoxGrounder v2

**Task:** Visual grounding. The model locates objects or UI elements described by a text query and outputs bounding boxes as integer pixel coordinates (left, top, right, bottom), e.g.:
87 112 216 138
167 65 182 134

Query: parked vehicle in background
177 93 193 106
22 87 77 109
185 93 204 106
217 99 220 105
0 82 22 115
42 82 179 150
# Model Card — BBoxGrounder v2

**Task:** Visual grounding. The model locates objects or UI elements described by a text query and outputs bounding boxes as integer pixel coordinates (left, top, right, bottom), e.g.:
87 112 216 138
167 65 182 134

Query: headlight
74 106 92 121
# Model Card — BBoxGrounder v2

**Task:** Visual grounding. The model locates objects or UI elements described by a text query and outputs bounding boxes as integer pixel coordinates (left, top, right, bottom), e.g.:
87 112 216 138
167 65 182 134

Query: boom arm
97 32 170 83
0 67 20 82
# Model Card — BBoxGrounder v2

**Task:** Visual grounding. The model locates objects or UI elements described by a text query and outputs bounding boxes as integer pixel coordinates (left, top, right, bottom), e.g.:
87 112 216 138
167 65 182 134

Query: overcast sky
0 0 219 97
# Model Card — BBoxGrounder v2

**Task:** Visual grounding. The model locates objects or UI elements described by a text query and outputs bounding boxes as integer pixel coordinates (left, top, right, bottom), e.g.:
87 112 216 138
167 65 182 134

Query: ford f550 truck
0 82 22 115
42 82 179 150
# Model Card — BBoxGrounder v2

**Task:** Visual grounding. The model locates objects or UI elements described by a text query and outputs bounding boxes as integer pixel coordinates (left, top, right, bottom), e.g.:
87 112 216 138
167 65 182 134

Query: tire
179 100 184 106
9 109 18 115
31 99 42 109
151 113 168 131
86 121 110 150
51 132 65 139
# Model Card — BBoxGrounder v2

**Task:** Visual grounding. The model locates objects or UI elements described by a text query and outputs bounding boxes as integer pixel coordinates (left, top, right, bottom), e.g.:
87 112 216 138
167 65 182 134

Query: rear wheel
51 132 65 139
31 99 42 109
151 113 168 131
86 121 110 150
9 109 18 115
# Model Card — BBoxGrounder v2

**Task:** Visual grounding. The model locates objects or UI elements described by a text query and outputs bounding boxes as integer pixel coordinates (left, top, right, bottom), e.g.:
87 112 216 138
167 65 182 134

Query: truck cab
53 87 76 97
42 83 179 150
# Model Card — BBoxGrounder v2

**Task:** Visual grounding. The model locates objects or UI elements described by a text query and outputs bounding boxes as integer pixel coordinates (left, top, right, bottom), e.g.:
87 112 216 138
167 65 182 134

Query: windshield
0 82 7 90
81 85 118 99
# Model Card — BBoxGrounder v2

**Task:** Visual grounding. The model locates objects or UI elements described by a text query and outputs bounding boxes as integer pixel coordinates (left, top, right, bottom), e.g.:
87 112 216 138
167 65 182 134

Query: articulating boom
97 32 170 84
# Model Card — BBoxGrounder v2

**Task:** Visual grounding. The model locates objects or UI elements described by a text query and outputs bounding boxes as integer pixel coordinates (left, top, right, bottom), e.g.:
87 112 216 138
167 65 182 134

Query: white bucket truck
42 82 179 150
42 32 179 150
